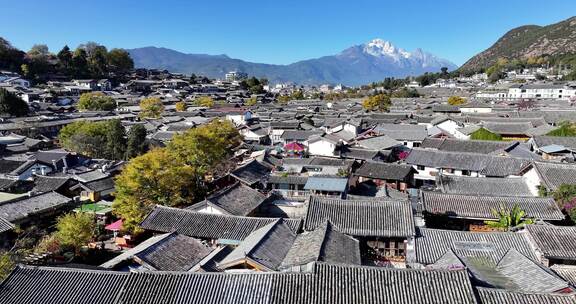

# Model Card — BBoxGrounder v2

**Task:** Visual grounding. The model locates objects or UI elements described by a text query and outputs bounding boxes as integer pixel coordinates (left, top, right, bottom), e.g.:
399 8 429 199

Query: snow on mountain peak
363 39 411 59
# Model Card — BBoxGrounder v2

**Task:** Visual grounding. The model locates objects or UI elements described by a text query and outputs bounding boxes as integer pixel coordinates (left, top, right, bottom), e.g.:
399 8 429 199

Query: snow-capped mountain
363 39 412 60
128 39 457 86
337 39 457 71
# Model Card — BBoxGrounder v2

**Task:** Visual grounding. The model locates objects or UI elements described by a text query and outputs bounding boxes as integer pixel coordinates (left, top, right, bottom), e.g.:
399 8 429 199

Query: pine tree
0 88 29 117
57 45 73 73
125 124 147 159
105 120 127 160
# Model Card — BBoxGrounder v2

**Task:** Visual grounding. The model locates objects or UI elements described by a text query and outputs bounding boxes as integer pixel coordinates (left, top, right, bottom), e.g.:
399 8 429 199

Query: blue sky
2 0 575 66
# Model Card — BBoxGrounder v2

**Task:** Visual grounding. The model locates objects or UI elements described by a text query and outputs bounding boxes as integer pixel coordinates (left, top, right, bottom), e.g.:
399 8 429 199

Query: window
417 165 425 171
461 170 471 176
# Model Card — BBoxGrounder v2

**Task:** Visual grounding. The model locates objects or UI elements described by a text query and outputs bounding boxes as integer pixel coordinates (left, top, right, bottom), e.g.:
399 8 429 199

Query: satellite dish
326 102 333 109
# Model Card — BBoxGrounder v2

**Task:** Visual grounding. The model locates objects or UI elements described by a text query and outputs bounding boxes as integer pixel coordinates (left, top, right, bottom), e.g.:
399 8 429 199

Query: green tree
139 97 164 118
27 44 50 59
107 48 134 76
112 148 200 234
240 77 265 94
484 204 534 230
0 252 14 281
58 120 127 159
291 90 304 100
245 96 257 106
125 124 147 159
547 121 576 137
55 213 96 254
194 96 214 108
57 45 73 73
391 87 420 98
0 38 25 72
447 96 466 106
26 44 52 81
72 48 89 78
77 92 116 111
87 45 109 78
175 101 187 112
168 120 241 172
277 95 290 104
362 94 391 112
0 88 29 117
105 120 127 160
59 121 108 157
470 128 502 141
552 184 576 208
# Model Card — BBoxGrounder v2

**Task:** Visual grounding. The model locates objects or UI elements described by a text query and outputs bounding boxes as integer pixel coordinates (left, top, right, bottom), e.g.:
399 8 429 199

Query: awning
284 141 305 152
105 219 123 231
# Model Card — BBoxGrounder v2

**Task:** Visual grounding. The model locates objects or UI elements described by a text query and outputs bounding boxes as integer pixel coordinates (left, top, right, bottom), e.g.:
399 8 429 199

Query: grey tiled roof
339 147 383 161
438 175 534 197
304 196 414 238
219 220 296 271
355 135 401 150
280 130 323 140
355 162 415 181
525 225 576 261
100 232 213 271
230 160 272 186
0 159 26 174
0 263 478 304
281 221 361 269
415 228 537 265
141 205 302 241
421 192 564 221
477 287 576 304
533 135 576 151
0 192 73 223
534 162 576 191
267 174 308 185
483 122 534 135
420 138 517 154
433 247 568 293
406 149 531 177
496 249 570 293
32 176 71 193
0 216 14 234
0 266 130 304
374 124 428 141
201 183 267 216
551 264 576 287
83 176 115 192
136 233 213 271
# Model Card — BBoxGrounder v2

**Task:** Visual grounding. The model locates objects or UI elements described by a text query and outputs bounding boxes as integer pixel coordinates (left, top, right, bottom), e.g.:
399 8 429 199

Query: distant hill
461 16 576 71
128 39 457 86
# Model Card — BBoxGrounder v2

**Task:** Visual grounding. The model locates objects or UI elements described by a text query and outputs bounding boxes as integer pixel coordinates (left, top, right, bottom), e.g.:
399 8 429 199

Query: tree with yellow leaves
447 96 466 106
112 148 200 233
112 120 241 234
139 97 164 118
175 101 187 112
362 94 391 112
245 96 257 106
194 96 214 107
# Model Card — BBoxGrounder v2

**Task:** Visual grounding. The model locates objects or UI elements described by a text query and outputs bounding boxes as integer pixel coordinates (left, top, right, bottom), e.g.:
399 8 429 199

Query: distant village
0 62 576 304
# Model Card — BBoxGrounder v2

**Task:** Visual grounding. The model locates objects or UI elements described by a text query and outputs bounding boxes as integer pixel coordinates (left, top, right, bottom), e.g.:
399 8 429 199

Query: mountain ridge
127 39 457 86
461 16 576 71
